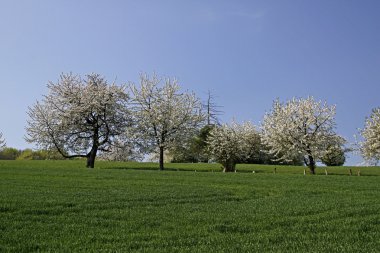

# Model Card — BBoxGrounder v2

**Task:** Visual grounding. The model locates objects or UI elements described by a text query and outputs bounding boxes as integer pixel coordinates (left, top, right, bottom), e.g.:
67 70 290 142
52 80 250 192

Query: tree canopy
261 97 344 174
130 73 205 170
360 108 380 164
207 121 259 172
26 73 132 168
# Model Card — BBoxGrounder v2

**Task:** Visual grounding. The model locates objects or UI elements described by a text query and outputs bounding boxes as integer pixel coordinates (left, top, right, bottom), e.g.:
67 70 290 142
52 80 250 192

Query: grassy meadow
0 160 379 252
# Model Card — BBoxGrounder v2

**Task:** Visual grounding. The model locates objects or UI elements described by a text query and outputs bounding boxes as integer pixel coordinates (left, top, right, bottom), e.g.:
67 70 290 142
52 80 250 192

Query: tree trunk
159 146 164 171
86 126 99 169
223 159 236 172
308 154 316 174
86 147 98 168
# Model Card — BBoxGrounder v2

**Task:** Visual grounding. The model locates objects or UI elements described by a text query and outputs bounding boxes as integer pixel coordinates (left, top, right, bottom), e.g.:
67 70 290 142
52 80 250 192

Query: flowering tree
26 73 131 168
0 132 5 148
359 108 380 164
130 73 205 170
98 132 144 162
261 97 344 174
207 121 260 172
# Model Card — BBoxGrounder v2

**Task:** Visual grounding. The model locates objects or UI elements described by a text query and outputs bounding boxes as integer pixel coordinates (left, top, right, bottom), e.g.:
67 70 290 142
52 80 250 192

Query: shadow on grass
102 166 224 173
101 164 264 173
97 161 380 176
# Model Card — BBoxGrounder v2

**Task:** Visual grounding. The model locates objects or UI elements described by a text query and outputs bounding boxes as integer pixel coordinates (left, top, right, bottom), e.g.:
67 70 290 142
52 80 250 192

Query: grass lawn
0 160 379 252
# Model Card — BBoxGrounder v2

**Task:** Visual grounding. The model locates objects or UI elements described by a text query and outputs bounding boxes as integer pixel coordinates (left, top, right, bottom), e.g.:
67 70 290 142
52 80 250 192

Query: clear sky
1 0 379 165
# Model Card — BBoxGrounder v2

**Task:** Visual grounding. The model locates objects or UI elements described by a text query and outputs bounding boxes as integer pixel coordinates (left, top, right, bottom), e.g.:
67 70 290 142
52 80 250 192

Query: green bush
16 148 66 160
321 146 346 166
0 147 21 160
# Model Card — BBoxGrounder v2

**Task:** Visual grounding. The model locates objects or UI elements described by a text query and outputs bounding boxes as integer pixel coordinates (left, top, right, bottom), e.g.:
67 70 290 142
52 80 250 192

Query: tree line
1 72 379 173
0 147 64 160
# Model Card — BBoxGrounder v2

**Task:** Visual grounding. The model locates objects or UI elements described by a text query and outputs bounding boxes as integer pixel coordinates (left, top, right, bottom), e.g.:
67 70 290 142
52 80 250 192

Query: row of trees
0 147 64 160
171 100 347 173
1 72 379 172
25 73 205 169
203 98 348 173
169 124 306 165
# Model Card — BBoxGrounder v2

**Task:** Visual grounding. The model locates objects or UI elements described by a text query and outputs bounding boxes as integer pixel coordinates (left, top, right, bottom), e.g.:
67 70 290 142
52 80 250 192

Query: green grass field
1 160 379 252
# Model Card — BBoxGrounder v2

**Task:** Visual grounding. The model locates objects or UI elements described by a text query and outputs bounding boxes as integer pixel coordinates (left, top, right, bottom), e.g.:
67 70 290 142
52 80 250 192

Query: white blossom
359 108 380 164
130 73 205 170
261 97 344 174
207 121 259 172
25 73 132 168
98 130 144 162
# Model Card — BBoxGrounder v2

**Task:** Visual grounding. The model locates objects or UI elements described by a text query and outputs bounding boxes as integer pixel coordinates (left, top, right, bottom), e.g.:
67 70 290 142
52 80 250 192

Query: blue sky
1 0 379 165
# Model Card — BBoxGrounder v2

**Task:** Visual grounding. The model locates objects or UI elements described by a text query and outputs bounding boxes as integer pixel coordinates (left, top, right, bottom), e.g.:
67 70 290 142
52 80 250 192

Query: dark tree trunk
308 154 316 174
159 146 164 171
86 126 100 169
223 159 236 172
304 148 316 175
86 146 98 168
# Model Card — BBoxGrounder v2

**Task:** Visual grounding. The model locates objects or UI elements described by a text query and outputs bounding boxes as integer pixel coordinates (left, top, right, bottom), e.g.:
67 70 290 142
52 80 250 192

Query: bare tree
261 97 344 174
26 73 132 168
203 90 223 126
130 73 205 170
0 132 5 148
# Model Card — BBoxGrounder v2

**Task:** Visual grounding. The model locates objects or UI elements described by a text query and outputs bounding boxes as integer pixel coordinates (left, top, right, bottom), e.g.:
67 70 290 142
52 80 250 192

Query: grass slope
0 160 379 252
